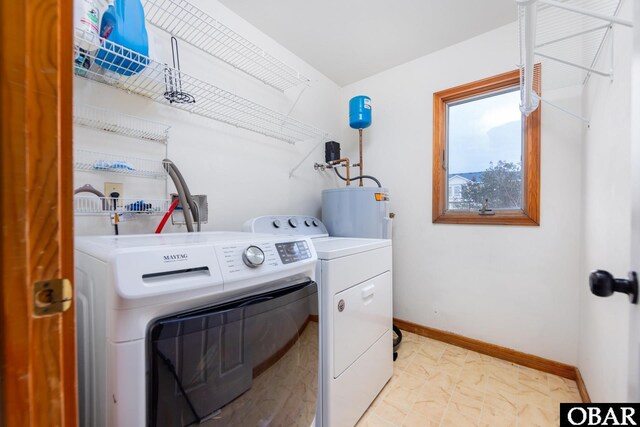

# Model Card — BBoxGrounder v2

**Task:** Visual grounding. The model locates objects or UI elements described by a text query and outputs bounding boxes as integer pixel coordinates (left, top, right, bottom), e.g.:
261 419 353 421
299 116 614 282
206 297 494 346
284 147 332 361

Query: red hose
155 198 180 234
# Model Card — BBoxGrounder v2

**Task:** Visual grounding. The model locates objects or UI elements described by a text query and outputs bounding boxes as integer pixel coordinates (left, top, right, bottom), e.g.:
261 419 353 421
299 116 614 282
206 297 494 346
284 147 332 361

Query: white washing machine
75 231 321 427
244 216 393 427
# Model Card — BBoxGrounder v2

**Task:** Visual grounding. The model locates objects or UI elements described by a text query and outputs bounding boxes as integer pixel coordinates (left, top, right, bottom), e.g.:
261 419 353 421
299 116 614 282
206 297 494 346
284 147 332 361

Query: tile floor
357 330 582 427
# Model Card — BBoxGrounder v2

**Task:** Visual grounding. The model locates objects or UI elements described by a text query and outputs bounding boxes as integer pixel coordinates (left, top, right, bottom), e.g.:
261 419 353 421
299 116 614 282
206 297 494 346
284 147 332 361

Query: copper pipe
359 129 363 187
330 158 351 186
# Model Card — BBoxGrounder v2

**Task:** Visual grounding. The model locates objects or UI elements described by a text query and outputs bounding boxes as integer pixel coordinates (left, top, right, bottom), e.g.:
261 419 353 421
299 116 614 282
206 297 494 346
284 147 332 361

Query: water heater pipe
333 168 382 188
330 158 351 186
359 129 363 187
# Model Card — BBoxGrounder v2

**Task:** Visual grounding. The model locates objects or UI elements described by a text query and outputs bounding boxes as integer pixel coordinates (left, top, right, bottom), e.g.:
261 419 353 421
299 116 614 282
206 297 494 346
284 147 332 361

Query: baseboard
574 367 591 403
393 318 577 380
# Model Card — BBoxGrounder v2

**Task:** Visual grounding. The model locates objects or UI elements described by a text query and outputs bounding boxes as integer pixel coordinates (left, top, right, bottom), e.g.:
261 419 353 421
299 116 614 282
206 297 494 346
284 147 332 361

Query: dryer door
333 271 392 378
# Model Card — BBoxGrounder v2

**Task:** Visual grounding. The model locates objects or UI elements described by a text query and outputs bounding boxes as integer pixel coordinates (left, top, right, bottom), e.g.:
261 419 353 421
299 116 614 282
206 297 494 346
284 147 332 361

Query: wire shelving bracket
141 0 311 92
289 136 335 178
517 0 632 124
74 28 330 144
74 103 171 143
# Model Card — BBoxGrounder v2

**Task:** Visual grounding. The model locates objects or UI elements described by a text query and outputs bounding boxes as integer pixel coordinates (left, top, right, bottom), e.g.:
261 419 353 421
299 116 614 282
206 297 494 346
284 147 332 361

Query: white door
628 1 640 401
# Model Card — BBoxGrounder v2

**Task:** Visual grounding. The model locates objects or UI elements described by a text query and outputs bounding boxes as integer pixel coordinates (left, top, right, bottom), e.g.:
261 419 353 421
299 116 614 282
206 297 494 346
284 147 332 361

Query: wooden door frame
0 0 76 425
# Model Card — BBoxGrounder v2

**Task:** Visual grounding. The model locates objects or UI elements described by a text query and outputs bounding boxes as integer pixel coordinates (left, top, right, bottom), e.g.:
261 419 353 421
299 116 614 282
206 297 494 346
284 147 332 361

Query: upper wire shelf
517 0 632 123
141 0 310 92
74 28 330 144
74 103 170 143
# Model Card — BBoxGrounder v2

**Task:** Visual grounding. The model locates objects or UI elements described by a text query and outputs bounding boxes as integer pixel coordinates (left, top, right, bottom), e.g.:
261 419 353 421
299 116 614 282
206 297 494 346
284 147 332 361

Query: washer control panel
244 215 329 237
214 236 316 283
216 242 278 275
275 240 312 264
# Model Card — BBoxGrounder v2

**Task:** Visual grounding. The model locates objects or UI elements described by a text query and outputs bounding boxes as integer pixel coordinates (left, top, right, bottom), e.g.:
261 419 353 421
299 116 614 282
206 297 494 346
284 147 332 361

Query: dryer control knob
312 220 319 227
288 218 298 228
272 219 282 228
304 219 312 227
242 246 265 268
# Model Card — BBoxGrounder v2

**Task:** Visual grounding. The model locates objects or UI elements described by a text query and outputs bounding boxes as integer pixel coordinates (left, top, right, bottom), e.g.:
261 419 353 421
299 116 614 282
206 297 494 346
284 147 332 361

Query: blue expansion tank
349 95 372 129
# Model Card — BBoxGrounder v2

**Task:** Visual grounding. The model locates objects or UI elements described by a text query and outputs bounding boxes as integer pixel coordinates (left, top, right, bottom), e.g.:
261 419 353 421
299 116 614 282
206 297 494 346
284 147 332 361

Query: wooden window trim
432 66 541 226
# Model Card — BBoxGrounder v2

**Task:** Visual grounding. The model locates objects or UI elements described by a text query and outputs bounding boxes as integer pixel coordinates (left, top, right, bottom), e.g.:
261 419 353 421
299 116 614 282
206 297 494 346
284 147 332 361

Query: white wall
338 22 583 364
578 1 634 402
74 0 341 236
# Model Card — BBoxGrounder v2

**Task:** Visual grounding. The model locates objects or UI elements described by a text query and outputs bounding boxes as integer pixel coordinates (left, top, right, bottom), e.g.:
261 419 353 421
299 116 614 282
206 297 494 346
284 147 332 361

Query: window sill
433 211 539 226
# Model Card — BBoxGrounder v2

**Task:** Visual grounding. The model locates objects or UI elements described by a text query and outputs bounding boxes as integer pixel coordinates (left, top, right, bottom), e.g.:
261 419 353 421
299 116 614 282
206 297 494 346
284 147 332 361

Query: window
432 66 540 226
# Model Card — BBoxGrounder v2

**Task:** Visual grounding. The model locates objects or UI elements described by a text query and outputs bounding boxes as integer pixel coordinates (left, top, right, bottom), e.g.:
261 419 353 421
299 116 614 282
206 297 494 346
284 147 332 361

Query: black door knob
589 270 638 304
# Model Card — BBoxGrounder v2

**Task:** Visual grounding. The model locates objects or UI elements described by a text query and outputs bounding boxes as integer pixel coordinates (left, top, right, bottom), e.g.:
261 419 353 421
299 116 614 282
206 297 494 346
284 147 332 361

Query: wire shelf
74 28 329 144
535 0 622 77
74 104 170 143
74 196 171 215
517 0 630 122
142 0 310 92
74 149 168 178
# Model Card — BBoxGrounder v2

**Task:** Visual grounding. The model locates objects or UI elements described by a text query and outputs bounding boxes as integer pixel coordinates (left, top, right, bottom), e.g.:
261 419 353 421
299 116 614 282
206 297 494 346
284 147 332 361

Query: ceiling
218 0 518 86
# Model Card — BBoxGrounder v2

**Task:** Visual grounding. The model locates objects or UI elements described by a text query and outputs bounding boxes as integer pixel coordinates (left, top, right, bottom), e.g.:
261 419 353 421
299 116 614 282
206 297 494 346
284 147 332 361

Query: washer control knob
312 220 319 227
272 219 282 228
288 218 298 228
304 219 312 227
242 246 265 268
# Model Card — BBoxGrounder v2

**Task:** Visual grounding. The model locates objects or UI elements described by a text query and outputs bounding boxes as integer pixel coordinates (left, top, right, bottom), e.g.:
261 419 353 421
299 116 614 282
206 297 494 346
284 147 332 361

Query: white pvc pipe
517 0 540 116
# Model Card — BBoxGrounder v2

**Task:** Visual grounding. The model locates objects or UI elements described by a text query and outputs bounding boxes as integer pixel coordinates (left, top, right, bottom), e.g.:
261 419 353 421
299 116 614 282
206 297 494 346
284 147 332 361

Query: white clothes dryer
244 216 393 427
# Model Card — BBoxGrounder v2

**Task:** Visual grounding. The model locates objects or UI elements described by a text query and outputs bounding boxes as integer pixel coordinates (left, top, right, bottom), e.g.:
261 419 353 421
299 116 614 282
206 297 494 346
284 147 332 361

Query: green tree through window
460 161 522 211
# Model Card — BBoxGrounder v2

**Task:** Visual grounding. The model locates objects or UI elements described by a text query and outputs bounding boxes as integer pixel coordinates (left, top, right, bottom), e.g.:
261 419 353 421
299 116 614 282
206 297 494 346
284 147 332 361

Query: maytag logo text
163 253 189 263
